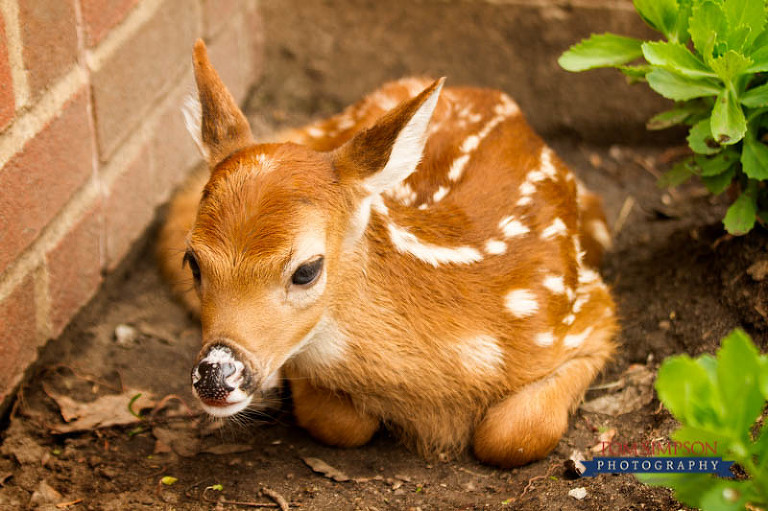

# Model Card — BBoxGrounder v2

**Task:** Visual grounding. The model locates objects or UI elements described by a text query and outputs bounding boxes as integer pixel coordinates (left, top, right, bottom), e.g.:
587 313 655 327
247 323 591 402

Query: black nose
193 359 237 401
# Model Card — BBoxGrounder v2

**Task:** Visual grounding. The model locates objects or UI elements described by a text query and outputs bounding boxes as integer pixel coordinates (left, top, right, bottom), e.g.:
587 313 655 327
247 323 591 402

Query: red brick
0 91 94 274
18 0 78 98
46 204 103 337
203 0 240 38
0 273 38 404
80 0 139 47
91 0 200 161
103 147 154 270
0 16 15 132
152 85 203 203
206 17 249 106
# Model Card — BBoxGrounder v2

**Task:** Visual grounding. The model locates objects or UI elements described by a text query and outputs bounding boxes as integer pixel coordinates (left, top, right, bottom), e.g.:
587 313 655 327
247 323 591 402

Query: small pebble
569 487 588 500
114 324 139 347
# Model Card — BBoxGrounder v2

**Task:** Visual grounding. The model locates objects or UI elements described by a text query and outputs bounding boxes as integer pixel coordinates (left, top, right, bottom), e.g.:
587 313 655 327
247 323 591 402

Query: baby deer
158 40 617 467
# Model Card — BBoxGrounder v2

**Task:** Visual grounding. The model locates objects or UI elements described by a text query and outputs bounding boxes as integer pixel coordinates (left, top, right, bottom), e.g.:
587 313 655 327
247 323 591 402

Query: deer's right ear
185 39 253 168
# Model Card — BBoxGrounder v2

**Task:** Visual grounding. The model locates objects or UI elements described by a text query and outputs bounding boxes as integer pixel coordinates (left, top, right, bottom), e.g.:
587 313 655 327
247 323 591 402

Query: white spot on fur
578 267 600 284
505 289 538 318
448 154 471 181
516 196 533 207
525 170 547 183
541 218 567 239
588 220 612 250
564 327 593 349
540 147 558 178
363 81 443 195
306 126 325 138
563 313 576 325
499 216 529 238
573 294 589 313
384 181 417 206
543 275 565 294
432 186 450 203
344 195 373 249
534 332 555 347
484 238 507 255
454 335 505 374
519 181 536 196
387 222 483 266
461 135 480 153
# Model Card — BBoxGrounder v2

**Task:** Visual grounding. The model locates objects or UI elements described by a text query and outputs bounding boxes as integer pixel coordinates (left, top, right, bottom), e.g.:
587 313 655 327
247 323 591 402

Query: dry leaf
581 365 654 416
45 386 156 433
302 457 350 482
202 444 254 455
591 428 618 453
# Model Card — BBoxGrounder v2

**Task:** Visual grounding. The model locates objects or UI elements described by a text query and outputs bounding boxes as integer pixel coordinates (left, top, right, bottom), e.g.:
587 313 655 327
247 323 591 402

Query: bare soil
0 100 766 511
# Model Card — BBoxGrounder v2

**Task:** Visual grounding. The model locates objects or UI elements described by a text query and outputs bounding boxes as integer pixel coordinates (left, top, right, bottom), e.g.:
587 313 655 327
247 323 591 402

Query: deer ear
334 78 444 195
188 39 253 168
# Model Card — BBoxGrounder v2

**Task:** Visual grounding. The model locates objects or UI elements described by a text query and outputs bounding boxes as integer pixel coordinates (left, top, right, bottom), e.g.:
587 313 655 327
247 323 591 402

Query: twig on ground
613 196 636 236
520 464 558 499
55 498 83 508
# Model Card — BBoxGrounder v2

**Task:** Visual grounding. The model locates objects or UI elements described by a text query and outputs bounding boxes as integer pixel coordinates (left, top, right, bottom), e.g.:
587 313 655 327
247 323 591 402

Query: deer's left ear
334 78 444 195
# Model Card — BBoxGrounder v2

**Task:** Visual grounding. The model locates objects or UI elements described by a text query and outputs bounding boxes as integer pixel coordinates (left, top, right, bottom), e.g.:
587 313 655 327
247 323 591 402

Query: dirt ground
0 89 767 511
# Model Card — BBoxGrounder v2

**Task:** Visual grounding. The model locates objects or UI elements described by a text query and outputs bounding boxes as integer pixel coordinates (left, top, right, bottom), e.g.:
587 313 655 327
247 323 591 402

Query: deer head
185 40 443 416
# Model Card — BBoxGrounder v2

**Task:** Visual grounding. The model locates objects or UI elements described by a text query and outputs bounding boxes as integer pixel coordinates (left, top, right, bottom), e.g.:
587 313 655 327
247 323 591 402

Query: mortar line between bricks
85 0 165 73
0 65 87 168
72 0 105 269
33 265 51 344
0 0 30 109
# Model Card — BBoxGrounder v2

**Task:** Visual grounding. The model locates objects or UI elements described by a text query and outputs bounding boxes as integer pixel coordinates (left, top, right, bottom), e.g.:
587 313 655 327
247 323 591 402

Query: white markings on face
542 274 565 294
588 219 612 250
484 238 507 255
387 222 483 266
564 327 593 349
454 334 505 374
534 332 555 347
504 289 538 318
363 81 443 195
541 217 567 239
499 216 529 238
200 395 254 418
432 185 450 203
291 315 349 368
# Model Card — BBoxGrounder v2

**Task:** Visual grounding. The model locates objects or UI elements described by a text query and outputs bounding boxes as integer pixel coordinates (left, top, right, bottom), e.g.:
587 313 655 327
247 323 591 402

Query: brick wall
0 0 263 412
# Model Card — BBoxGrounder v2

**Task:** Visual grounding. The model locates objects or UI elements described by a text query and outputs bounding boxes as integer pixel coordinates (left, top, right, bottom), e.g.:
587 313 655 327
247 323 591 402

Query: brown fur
157 41 617 466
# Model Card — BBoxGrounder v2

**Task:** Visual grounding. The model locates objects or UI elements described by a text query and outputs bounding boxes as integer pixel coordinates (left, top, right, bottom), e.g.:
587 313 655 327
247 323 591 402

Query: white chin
200 395 253 418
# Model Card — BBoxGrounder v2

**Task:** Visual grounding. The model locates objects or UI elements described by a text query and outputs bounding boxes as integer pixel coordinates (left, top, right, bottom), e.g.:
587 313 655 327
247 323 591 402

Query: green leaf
647 106 697 130
161 476 178 486
672 0 693 44
709 51 754 83
620 64 653 82
656 355 719 427
642 41 715 78
699 481 751 511
742 82 768 107
689 1 728 61
659 160 694 187
741 137 768 179
716 329 765 436
723 0 766 50
639 473 713 508
701 166 736 194
128 393 144 420
694 150 737 176
746 43 768 72
688 118 721 154
633 0 680 38
723 181 758 235
711 87 747 145
646 69 722 101
558 34 644 72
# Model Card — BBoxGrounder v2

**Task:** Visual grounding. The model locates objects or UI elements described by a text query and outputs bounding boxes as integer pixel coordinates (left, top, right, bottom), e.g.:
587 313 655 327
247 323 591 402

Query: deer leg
289 378 379 448
473 353 608 467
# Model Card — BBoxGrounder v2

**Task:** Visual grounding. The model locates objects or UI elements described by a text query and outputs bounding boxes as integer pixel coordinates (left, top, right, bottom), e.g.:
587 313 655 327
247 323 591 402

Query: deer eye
183 250 201 286
291 257 324 287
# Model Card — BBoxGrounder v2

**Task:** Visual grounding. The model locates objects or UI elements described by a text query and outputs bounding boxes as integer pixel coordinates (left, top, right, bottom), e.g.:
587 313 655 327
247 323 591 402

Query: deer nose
191 343 249 404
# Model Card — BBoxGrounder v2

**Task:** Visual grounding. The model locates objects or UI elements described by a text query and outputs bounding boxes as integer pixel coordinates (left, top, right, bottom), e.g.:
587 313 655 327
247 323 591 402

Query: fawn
158 40 617 467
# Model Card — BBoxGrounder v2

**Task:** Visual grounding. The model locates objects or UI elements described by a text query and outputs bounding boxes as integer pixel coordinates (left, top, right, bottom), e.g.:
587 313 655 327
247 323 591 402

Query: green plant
638 329 768 510
559 0 768 235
